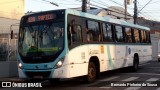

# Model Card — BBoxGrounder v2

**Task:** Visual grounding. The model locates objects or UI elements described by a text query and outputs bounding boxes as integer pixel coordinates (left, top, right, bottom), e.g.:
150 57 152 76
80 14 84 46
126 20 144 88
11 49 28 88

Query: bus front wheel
84 62 96 83
49 78 60 83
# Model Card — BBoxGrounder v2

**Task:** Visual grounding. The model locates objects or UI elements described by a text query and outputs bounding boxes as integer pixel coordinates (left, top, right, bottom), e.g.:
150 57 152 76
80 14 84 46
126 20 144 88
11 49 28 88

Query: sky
25 0 160 21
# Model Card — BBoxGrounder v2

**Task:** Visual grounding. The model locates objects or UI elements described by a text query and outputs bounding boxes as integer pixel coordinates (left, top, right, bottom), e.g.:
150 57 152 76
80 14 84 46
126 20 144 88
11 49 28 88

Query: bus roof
23 9 150 31
65 9 150 31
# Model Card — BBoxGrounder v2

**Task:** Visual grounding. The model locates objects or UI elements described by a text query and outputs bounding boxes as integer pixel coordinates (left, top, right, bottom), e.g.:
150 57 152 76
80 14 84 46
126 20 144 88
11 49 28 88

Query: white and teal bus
17 9 152 82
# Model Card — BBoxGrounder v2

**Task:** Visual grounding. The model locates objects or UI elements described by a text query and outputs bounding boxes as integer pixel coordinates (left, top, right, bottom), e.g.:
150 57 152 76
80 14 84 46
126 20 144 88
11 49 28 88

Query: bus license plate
34 76 42 79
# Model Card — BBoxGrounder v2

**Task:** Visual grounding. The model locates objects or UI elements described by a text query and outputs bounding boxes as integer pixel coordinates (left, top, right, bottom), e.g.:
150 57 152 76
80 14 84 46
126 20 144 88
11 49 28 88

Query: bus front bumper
18 65 70 79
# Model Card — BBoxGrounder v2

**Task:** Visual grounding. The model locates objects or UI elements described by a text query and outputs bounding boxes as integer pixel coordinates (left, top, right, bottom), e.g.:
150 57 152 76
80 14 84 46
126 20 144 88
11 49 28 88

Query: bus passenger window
85 27 93 42
125 28 132 43
115 25 123 42
146 31 151 43
102 23 113 42
71 20 77 42
76 26 82 42
134 29 140 43
141 30 147 43
67 24 72 45
87 20 100 41
67 20 82 44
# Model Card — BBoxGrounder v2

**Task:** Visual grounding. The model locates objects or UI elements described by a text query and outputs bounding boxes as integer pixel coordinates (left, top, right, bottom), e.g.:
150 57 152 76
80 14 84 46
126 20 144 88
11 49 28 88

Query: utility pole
82 0 87 12
124 0 127 21
134 0 137 24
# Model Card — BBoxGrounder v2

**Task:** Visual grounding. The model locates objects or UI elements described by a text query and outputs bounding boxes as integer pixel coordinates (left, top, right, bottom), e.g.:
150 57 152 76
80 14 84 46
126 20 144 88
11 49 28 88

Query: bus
17 9 152 82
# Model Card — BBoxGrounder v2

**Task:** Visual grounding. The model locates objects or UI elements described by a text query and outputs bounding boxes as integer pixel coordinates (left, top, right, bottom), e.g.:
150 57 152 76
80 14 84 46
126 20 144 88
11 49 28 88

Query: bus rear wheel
84 62 96 83
132 56 139 71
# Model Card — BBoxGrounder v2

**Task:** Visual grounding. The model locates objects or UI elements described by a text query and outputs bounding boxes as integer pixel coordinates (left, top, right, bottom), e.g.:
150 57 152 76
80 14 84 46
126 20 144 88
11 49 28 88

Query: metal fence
0 34 17 61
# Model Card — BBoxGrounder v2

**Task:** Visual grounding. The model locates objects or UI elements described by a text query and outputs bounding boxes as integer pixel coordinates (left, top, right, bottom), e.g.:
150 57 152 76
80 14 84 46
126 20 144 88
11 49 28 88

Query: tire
132 56 139 72
158 58 160 62
84 62 96 83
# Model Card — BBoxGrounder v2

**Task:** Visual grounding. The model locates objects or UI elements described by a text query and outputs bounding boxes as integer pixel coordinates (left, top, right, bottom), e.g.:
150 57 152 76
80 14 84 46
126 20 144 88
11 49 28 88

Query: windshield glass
18 22 64 57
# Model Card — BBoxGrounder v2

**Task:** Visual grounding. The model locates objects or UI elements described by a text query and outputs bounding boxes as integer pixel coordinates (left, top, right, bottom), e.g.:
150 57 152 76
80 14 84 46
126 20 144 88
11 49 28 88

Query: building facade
137 18 160 60
0 0 24 77
0 0 24 20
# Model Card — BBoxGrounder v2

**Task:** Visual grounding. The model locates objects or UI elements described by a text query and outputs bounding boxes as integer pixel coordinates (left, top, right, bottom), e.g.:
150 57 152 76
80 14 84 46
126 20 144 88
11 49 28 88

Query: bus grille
25 71 51 78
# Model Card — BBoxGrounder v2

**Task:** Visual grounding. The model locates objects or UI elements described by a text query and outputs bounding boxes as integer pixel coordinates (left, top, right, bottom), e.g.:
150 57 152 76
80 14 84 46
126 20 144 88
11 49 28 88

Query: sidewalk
0 77 24 82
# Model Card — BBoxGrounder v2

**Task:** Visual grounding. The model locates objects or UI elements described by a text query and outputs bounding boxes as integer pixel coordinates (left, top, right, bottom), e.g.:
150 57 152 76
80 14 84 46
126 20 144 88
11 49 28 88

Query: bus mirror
11 30 13 39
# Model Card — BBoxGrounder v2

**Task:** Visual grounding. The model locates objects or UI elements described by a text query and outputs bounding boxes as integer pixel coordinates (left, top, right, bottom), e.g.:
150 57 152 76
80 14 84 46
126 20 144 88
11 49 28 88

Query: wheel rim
135 62 138 69
134 56 138 70
89 68 95 79
88 63 96 81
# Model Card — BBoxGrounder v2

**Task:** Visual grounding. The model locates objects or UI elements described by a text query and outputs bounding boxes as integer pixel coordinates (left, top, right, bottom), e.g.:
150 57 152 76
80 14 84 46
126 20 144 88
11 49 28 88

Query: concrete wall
0 17 20 33
150 31 160 61
0 0 23 78
151 35 159 60
137 19 160 61
0 61 18 77
0 0 24 20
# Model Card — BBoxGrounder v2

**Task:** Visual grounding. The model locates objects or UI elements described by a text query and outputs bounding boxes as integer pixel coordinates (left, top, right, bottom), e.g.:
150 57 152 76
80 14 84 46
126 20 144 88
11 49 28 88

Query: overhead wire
136 0 157 21
32 0 159 21
137 0 153 14
90 0 133 17
0 0 20 4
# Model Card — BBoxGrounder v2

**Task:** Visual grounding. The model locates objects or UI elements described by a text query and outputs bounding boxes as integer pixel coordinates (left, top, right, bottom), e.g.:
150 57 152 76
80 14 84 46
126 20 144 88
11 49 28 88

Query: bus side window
102 23 113 42
76 25 82 42
134 28 140 43
115 25 123 42
67 20 82 45
67 24 72 45
87 20 100 42
71 24 82 42
146 31 151 43
85 27 93 42
141 30 147 43
71 20 77 42
125 27 132 43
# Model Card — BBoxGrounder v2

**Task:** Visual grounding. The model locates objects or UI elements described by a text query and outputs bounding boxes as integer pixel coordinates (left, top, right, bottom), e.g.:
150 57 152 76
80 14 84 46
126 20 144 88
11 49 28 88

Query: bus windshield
18 22 64 58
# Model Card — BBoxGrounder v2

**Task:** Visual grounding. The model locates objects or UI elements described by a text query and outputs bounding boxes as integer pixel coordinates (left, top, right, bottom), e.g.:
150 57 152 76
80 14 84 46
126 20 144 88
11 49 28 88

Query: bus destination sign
27 14 56 23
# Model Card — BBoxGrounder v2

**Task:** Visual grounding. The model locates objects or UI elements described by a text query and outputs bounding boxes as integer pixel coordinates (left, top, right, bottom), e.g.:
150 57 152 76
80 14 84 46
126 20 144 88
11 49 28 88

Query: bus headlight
18 62 23 69
54 57 65 69
158 54 160 57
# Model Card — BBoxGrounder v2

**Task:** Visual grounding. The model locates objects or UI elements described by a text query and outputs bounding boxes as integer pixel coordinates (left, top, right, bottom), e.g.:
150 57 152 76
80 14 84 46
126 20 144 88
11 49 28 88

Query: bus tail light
54 57 65 69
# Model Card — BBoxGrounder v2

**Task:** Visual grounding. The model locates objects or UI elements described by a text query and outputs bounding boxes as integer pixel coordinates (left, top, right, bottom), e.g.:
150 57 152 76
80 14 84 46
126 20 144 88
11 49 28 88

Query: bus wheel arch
132 53 139 71
84 56 100 83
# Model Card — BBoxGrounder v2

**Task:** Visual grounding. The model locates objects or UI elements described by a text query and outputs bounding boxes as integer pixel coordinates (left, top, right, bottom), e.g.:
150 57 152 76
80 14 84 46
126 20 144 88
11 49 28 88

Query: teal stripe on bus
107 45 114 69
106 45 128 69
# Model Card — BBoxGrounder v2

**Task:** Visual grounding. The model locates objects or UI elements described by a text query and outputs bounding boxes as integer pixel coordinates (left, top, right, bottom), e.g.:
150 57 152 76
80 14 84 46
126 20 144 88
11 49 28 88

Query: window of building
102 23 113 42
